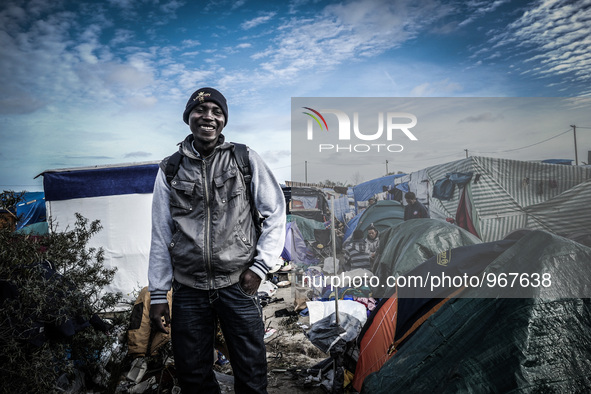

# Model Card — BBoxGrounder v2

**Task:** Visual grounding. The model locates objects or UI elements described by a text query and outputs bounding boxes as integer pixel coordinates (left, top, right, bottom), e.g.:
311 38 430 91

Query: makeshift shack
38 162 159 302
396 156 591 241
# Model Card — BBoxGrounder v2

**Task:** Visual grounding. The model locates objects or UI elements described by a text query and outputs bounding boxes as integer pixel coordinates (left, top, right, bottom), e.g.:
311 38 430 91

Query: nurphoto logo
302 107 418 153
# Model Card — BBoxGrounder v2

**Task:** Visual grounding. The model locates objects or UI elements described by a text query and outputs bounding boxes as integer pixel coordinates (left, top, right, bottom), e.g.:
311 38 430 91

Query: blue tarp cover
43 164 159 201
16 192 46 230
353 174 406 203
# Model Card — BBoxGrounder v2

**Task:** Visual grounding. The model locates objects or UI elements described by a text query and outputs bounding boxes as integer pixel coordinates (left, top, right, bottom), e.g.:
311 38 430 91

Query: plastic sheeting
353 174 406 204
15 192 46 230
41 163 159 304
286 214 326 242
281 222 319 266
307 311 365 354
361 231 591 393
372 219 480 296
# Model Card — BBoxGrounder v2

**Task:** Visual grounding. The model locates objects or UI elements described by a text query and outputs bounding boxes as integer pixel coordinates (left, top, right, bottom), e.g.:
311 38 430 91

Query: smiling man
148 87 286 393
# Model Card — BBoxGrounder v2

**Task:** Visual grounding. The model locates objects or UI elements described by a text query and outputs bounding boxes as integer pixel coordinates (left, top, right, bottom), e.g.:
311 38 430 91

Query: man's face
367 229 377 240
188 102 225 146
406 198 416 204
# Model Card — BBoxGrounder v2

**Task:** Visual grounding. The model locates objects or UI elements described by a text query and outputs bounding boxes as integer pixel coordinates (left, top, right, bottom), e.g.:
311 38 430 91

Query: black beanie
183 87 228 125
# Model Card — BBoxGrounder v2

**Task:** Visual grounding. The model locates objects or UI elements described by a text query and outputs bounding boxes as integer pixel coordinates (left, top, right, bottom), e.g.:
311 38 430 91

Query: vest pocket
170 179 195 210
214 167 244 207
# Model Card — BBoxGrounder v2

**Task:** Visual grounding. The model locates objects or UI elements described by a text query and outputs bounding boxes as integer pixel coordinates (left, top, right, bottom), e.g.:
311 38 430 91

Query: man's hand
239 269 262 295
149 303 171 334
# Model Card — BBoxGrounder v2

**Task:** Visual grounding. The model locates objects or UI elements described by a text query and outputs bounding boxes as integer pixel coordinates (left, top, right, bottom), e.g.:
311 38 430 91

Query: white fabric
47 193 153 303
307 300 368 326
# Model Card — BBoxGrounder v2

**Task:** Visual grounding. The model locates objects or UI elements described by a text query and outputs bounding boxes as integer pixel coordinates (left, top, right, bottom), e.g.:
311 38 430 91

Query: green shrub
0 191 127 393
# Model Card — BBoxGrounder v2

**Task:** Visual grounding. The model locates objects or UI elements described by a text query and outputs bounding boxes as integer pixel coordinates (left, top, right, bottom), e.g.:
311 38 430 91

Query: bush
0 191 127 393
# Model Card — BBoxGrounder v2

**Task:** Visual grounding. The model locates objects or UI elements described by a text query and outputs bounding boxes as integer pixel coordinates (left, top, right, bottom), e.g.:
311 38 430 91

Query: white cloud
250 0 455 81
241 12 276 30
480 0 591 93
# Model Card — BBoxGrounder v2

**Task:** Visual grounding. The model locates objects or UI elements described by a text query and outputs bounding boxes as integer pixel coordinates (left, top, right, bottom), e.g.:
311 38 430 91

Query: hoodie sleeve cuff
150 290 169 305
250 260 270 280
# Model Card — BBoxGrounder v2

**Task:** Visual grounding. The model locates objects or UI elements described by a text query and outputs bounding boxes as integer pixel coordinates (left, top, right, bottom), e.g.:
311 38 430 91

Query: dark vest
164 142 256 290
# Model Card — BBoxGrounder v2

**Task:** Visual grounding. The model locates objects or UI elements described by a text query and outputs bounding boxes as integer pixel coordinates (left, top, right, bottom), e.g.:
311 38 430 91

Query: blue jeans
171 282 267 394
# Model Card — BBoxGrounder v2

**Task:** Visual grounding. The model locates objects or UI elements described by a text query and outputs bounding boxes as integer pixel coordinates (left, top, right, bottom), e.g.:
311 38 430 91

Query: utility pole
305 161 308 183
571 125 578 165
464 149 469 158
385 160 389 175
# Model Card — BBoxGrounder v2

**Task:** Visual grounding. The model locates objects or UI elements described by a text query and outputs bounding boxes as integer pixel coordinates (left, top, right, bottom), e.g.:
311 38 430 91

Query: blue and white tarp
40 162 159 303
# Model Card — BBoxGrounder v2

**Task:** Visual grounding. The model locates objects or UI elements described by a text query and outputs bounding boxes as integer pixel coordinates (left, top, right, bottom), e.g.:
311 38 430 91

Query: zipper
202 159 214 289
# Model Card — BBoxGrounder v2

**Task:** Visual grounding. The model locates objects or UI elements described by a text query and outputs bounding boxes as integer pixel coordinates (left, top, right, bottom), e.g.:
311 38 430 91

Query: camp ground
3 155 591 392
280 156 591 392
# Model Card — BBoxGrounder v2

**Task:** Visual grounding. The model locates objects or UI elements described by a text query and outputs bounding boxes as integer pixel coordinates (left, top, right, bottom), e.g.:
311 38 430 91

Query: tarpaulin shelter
352 174 406 210
38 162 159 302
15 192 46 230
362 231 591 394
287 214 327 242
281 221 319 266
343 200 405 242
289 186 330 222
372 219 481 289
355 230 591 393
396 156 591 242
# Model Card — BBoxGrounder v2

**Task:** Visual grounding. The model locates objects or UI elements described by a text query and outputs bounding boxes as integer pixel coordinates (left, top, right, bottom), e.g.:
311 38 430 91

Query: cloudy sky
1 0 590 191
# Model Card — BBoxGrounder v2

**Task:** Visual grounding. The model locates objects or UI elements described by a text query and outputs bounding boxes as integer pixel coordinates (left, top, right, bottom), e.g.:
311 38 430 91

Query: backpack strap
232 143 252 189
232 142 263 236
164 151 183 185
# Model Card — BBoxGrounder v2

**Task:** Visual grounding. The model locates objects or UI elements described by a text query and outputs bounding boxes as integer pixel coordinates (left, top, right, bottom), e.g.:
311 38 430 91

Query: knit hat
183 87 228 125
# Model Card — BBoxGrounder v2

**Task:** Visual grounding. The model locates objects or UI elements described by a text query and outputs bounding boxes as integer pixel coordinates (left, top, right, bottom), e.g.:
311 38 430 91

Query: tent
287 214 327 242
343 200 405 241
281 221 319 266
353 237 518 390
355 200 404 235
16 191 46 230
396 156 591 242
39 162 159 302
372 219 481 290
355 230 591 393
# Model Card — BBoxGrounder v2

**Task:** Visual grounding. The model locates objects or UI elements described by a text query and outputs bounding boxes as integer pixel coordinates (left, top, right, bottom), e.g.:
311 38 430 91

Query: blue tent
16 192 46 230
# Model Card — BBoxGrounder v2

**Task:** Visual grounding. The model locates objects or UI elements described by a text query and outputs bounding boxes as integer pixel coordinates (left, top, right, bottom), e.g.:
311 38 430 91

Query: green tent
355 200 405 235
362 230 591 393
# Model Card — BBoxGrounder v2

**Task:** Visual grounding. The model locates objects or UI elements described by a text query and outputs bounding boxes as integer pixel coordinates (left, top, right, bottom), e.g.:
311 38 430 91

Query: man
403 191 429 221
148 87 286 393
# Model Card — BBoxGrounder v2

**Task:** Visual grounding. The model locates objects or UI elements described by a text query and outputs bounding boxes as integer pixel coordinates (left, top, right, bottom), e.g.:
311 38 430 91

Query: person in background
342 229 371 271
365 224 380 267
403 191 429 221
